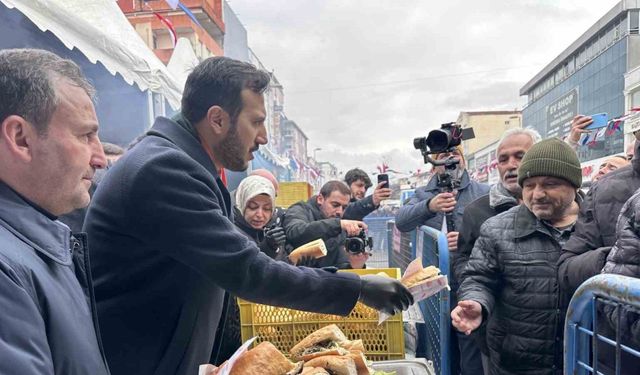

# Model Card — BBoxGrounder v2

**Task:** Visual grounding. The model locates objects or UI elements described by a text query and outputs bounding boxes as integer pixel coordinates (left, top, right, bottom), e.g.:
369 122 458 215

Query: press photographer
281 180 369 269
395 122 489 375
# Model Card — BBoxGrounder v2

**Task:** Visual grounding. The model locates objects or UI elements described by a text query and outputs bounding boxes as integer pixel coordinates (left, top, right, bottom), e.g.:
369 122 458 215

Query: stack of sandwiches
228 325 380 375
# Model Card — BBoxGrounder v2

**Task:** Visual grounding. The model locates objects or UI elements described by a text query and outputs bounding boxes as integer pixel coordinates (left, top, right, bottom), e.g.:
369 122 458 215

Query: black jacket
558 141 640 302
281 196 351 269
458 205 572 375
454 183 518 285
343 195 377 221
595 189 640 375
85 117 362 375
233 208 279 259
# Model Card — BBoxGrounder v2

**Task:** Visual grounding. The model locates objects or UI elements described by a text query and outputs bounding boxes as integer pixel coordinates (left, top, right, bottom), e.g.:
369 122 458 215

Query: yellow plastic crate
238 268 405 361
276 182 313 208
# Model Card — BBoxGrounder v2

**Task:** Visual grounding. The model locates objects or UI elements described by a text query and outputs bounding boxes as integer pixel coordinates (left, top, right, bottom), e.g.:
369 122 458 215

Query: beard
218 124 251 171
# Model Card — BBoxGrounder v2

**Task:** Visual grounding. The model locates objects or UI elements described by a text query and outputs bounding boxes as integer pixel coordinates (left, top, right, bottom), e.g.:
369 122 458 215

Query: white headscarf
236 175 276 214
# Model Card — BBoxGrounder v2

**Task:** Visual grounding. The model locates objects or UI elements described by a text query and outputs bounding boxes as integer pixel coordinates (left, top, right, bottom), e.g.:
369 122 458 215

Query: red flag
153 12 177 47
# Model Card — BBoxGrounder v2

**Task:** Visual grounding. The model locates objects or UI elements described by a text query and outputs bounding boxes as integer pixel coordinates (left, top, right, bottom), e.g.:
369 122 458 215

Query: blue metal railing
386 221 450 375
565 274 640 375
416 226 450 375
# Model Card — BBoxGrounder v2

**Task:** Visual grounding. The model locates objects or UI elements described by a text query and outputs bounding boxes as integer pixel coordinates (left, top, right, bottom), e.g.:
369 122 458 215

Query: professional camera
413 122 475 157
412 122 476 231
344 229 373 255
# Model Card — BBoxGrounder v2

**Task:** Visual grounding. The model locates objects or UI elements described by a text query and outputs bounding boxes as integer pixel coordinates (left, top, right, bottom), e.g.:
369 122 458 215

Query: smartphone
377 173 389 189
586 113 609 130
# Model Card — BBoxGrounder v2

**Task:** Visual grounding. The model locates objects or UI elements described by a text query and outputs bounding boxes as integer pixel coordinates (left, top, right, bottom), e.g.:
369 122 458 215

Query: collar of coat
424 169 471 193
147 116 221 183
489 183 518 211
0 182 72 265
514 191 584 239
307 195 328 220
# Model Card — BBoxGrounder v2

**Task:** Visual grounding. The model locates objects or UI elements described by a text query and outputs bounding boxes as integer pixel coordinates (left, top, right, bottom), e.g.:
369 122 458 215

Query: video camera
412 123 475 231
344 229 373 255
413 122 475 164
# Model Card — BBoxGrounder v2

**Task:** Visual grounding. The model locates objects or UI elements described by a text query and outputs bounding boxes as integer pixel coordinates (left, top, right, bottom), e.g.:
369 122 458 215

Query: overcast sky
229 0 620 175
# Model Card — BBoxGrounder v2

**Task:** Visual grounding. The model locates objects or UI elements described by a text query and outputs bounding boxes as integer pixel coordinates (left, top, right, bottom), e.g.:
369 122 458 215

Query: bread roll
290 324 347 360
289 239 327 264
304 355 357 375
230 342 295 375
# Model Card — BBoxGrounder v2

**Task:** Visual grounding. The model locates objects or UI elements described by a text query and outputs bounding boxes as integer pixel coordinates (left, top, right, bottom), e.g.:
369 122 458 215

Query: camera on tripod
344 229 373 255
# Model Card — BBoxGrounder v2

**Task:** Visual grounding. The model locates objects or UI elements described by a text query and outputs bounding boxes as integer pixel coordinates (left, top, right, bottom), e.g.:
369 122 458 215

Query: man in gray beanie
452 137 581 375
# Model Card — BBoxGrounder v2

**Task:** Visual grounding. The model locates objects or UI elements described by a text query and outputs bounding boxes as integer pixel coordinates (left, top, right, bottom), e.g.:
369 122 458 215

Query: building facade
117 0 224 64
457 111 522 156
520 2 640 173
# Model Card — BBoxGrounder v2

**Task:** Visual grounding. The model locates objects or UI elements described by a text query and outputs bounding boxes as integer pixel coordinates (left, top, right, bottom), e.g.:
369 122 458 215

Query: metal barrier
363 217 394 268
565 274 640 375
416 226 450 375
387 220 416 273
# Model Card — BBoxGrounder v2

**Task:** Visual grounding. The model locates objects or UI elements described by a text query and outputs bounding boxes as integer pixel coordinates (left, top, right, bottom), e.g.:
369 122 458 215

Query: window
630 10 639 34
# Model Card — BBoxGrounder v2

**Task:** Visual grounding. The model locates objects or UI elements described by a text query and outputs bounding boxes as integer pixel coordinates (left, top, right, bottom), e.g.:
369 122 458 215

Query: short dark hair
101 142 124 156
0 49 95 134
181 56 271 125
320 180 351 198
344 168 372 189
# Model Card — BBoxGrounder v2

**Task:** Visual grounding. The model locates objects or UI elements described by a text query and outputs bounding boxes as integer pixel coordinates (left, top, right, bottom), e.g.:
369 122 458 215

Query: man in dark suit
84 56 413 375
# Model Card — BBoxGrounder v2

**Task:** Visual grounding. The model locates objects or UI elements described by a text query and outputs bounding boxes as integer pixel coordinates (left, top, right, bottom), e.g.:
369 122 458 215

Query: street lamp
313 147 322 160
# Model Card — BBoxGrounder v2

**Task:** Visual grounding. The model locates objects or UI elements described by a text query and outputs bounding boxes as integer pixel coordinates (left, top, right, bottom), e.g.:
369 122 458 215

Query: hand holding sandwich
359 275 413 315
451 300 483 335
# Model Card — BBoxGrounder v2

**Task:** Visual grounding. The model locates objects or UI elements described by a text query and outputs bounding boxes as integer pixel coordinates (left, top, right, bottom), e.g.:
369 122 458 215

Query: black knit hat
518 137 582 188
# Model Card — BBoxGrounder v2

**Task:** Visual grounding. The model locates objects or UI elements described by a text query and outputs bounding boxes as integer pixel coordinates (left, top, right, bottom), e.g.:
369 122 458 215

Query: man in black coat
453 128 539 374
282 180 368 269
453 138 583 375
84 57 413 375
558 137 640 301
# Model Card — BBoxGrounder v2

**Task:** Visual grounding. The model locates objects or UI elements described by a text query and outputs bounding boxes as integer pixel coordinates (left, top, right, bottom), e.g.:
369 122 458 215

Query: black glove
359 275 414 315
295 255 317 267
265 226 286 250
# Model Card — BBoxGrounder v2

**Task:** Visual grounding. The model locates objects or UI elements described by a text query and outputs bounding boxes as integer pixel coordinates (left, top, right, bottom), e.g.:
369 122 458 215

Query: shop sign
546 88 578 138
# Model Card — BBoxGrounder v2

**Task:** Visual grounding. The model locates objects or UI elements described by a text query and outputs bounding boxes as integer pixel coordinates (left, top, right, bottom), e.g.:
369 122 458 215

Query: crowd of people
0 49 413 375
393 117 640 375
2 47 640 375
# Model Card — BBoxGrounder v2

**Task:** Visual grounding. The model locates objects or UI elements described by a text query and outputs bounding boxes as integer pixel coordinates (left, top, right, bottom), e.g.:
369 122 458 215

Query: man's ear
0 115 36 162
316 194 325 205
205 106 230 136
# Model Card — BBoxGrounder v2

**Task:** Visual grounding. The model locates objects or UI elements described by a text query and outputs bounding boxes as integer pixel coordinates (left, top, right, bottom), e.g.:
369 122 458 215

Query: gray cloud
230 0 619 172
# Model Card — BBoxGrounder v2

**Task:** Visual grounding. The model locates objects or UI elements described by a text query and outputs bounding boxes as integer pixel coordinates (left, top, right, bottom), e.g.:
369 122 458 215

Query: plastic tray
371 358 435 375
238 268 405 361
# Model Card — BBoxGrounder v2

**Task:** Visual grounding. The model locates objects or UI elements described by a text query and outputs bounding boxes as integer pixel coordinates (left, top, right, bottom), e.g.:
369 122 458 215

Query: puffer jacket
596 189 640 375
454 183 518 285
558 141 640 300
458 205 571 375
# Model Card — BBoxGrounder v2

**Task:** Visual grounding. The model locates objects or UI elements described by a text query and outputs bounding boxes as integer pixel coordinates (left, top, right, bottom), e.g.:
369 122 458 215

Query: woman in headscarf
233 175 286 259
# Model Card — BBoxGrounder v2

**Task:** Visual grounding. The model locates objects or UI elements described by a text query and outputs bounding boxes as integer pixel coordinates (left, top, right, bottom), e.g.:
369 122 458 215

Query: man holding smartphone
343 168 392 221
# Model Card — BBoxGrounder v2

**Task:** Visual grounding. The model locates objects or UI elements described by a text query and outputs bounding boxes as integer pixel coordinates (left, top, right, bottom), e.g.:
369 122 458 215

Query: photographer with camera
397 123 489 375
343 168 392 220
281 180 369 269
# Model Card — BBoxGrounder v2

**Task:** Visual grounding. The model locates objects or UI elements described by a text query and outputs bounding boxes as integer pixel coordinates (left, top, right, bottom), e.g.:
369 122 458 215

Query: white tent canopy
1 0 182 109
167 37 199 92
